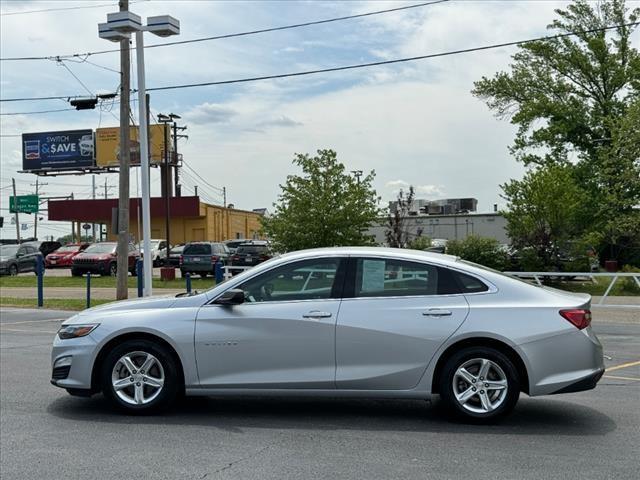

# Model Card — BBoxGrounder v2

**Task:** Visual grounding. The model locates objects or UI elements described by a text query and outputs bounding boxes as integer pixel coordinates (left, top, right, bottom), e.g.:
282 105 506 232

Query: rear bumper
521 326 604 396
182 264 214 272
549 368 604 395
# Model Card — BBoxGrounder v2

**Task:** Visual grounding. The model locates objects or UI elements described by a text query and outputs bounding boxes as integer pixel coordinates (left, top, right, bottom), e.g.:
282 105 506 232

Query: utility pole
104 178 109 199
223 187 226 208
91 175 96 241
116 0 131 300
29 178 46 240
12 178 20 243
351 170 363 185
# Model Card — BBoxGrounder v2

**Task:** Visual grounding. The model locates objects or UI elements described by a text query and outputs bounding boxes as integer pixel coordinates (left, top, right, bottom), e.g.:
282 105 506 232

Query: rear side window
184 244 211 255
450 270 489 293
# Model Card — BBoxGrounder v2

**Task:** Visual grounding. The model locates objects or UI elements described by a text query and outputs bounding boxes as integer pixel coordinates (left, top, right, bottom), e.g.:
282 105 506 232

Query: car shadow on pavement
47 394 616 436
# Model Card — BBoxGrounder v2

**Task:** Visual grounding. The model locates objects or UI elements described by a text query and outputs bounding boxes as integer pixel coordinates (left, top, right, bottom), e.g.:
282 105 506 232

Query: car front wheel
438 347 520 423
101 339 180 414
9 264 18 276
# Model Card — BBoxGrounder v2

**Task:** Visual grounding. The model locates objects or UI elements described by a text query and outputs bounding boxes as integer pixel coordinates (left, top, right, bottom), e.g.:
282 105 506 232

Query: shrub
407 236 431 250
620 265 640 294
446 235 508 270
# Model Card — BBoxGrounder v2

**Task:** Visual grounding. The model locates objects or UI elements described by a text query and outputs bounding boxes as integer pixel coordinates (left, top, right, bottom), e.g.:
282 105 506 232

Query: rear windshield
56 245 80 253
84 243 116 254
184 244 211 255
237 245 268 254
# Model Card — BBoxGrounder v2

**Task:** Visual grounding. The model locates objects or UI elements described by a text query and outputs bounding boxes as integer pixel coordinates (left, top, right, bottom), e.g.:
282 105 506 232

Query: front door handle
303 311 332 319
423 309 452 317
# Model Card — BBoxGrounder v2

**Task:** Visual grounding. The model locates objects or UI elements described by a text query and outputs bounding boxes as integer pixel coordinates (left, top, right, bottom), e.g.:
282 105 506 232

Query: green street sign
9 195 39 214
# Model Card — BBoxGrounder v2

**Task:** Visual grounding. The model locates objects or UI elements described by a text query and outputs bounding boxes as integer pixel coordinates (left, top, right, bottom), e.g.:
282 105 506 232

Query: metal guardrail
504 271 640 308
223 265 253 280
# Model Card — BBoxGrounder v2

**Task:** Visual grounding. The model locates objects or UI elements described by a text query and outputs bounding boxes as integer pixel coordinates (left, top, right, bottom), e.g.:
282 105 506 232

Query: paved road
1 307 638 480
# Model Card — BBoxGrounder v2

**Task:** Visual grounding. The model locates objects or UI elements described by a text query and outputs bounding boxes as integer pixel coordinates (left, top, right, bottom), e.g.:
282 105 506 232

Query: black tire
438 347 520 423
71 268 83 277
8 264 18 276
180 269 186 278
101 339 180 414
200 272 208 278
108 262 117 277
130 267 137 277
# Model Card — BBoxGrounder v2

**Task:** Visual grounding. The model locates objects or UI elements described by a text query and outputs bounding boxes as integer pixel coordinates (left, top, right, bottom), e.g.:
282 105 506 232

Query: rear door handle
423 309 452 317
303 311 332 319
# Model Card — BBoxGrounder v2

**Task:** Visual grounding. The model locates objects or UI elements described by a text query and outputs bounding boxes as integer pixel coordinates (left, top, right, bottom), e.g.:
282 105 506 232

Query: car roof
277 246 460 266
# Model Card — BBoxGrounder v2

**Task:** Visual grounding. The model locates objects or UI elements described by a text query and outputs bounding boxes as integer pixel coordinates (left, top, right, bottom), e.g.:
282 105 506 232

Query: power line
0 108 75 116
0 1 447 61
144 22 640 93
1 22 637 107
0 0 149 17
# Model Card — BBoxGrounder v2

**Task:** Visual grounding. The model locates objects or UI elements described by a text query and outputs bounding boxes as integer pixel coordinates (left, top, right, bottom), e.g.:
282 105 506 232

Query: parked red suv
71 242 139 277
45 243 90 269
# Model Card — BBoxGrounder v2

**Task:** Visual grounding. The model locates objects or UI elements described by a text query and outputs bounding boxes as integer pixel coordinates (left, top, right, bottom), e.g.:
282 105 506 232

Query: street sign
82 223 91 230
9 195 39 214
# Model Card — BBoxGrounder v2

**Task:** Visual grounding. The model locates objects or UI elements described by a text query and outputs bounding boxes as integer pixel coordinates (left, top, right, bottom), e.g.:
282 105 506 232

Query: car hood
64 295 179 324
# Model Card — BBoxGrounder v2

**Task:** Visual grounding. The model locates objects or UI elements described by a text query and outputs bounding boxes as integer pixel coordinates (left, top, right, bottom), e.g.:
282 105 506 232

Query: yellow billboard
95 124 171 167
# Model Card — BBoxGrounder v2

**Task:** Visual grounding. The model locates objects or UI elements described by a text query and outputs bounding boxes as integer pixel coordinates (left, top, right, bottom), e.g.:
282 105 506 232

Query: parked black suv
230 241 272 267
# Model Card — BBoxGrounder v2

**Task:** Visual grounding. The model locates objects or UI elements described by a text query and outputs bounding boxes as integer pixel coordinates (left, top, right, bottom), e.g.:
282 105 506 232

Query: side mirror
214 288 245 305
15 252 23 258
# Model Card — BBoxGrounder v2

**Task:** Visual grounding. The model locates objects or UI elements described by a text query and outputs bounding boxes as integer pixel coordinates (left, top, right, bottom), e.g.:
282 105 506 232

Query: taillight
211 255 218 263
560 309 591 330
259 255 269 260
232 255 239 261
179 255 183 265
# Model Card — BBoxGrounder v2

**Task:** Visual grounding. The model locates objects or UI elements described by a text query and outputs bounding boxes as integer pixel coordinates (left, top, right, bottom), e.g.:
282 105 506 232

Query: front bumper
50 333 98 391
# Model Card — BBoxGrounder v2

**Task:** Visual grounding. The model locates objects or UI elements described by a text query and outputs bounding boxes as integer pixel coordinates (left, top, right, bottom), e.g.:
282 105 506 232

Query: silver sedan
51 247 604 422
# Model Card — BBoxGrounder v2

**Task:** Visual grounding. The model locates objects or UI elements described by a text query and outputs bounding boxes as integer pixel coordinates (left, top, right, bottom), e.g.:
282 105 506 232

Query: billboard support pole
116 0 131 301
136 30 153 296
12 178 20 243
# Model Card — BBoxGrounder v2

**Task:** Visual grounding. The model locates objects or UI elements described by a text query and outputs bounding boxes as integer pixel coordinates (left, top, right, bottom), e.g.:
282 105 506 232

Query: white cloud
183 103 238 125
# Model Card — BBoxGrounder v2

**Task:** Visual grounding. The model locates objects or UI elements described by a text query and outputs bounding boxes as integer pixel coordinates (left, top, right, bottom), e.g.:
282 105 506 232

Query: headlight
57 324 99 339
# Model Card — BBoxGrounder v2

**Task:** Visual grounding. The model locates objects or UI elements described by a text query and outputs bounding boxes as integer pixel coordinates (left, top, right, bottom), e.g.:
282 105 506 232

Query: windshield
56 245 80 253
84 243 116 254
0 245 19 256
170 246 184 254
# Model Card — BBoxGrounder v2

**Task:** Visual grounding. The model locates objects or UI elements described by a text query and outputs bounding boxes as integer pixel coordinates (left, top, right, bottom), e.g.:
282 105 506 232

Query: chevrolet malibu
51 247 604 421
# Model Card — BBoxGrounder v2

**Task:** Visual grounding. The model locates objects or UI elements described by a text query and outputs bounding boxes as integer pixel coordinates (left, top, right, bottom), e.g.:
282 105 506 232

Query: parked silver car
51 247 603 421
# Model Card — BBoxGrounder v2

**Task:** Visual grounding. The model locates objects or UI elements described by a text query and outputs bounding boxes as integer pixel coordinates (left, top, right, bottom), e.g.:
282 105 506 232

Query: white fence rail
504 271 640 308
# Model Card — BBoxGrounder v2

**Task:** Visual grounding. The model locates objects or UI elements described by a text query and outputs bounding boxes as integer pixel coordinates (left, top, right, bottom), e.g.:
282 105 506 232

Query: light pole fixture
99 9 180 297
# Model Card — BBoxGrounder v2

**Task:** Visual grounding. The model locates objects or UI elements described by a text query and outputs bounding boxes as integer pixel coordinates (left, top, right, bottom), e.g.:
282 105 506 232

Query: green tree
500 164 589 267
473 0 640 263
262 149 380 252
408 236 432 251
446 235 509 271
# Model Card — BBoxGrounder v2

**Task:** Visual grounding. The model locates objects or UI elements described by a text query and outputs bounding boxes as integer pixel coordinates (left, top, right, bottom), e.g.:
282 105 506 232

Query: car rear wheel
438 347 520 423
101 339 180 414
9 264 18 276
108 263 117 277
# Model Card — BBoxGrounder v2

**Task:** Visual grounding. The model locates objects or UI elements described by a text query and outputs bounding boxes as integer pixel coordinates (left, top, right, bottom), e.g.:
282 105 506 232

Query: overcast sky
1 0 638 241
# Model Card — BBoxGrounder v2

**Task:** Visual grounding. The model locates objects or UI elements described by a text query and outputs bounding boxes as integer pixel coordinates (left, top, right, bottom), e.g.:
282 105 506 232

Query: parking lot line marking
0 328 57 334
606 360 640 373
603 375 640 381
1 318 66 325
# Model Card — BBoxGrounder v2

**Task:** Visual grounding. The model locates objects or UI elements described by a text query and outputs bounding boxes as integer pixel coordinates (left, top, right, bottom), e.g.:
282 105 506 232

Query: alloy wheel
452 358 508 414
111 351 165 406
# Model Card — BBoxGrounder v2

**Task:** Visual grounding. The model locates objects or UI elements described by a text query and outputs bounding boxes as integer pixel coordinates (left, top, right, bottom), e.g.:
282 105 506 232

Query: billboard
95 124 171 167
22 130 94 171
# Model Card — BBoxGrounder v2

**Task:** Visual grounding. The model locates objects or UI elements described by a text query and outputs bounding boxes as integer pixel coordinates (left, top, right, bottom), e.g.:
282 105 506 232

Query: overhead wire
0 1 448 61
1 21 637 107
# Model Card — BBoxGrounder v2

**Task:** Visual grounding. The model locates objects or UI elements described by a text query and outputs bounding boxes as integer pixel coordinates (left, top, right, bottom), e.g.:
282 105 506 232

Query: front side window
238 258 342 303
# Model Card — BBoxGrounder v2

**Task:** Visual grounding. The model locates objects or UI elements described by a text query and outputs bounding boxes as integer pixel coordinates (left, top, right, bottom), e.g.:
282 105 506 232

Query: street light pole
135 30 153 296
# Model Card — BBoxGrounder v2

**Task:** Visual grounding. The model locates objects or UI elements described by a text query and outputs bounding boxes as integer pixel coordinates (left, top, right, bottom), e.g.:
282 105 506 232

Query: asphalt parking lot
1 307 638 480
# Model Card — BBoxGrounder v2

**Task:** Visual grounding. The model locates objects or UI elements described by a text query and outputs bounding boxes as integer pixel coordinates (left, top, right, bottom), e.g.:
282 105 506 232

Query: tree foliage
473 0 640 265
446 235 509 271
500 164 590 266
385 186 415 248
261 149 381 252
